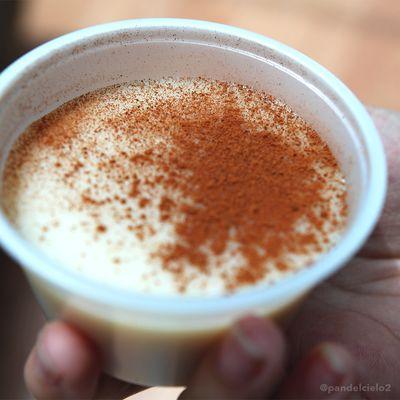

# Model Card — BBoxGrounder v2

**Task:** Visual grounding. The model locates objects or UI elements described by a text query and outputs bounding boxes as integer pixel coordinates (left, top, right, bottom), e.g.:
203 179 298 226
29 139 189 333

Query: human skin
285 107 400 399
24 107 400 399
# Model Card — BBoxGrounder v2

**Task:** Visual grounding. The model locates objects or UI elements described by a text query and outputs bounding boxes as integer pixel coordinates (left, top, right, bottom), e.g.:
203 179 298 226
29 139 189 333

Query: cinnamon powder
100 80 346 291
2 78 347 294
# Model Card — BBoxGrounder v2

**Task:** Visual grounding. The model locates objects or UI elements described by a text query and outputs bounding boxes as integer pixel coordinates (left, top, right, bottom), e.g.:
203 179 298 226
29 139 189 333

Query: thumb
180 316 286 399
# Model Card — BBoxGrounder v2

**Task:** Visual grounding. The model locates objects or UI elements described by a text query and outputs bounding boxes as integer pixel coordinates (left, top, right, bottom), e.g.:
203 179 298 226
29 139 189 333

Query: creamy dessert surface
2 78 347 297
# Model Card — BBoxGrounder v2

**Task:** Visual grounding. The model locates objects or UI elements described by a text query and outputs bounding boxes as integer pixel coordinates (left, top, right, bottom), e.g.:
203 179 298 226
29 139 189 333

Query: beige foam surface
2 78 347 296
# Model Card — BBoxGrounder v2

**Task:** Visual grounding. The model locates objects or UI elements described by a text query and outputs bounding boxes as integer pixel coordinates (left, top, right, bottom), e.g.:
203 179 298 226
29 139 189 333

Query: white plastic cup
0 19 386 386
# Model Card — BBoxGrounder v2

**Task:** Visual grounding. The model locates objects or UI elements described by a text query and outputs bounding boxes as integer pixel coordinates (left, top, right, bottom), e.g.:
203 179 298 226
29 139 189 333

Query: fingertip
25 321 100 399
318 342 355 379
280 342 355 399
182 315 286 399
39 321 100 380
217 315 286 387
24 346 62 399
234 315 286 359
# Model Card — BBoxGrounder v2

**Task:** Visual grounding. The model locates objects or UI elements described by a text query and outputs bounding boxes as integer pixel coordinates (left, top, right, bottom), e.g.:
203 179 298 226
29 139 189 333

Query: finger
181 315 286 399
279 342 355 399
24 321 101 399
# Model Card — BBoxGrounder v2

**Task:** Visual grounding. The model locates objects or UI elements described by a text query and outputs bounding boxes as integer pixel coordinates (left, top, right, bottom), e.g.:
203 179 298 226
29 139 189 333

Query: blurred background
0 1 399 399
1 0 400 109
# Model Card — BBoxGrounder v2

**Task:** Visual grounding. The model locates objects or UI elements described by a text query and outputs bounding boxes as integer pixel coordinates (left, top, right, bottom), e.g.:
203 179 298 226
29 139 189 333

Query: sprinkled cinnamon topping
1 78 347 296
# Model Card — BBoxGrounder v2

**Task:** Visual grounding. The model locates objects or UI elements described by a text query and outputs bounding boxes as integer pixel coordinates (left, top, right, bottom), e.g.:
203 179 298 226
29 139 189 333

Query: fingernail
36 330 62 387
216 317 269 387
319 344 352 385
